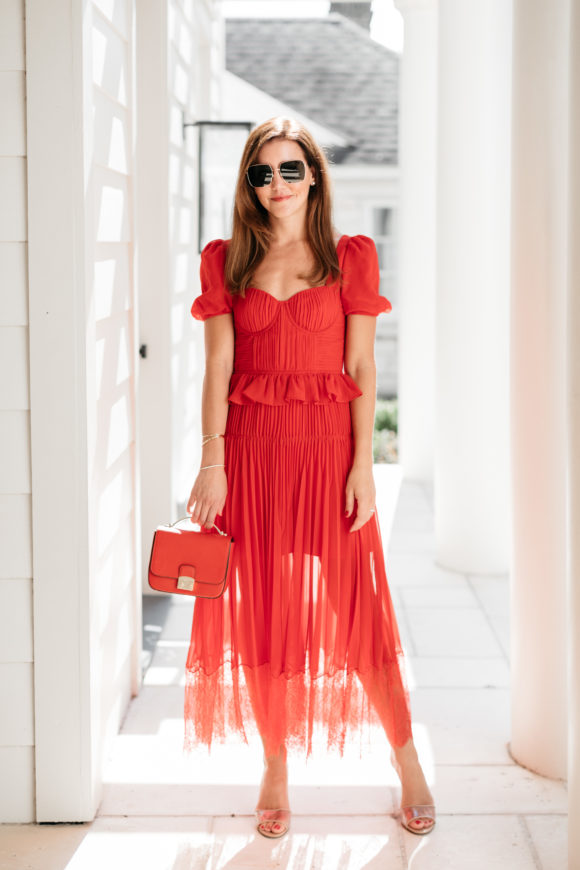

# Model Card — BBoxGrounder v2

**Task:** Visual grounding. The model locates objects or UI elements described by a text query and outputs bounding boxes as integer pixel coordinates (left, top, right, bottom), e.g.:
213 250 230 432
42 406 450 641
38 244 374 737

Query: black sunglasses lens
247 160 307 187
247 164 273 187
280 160 306 182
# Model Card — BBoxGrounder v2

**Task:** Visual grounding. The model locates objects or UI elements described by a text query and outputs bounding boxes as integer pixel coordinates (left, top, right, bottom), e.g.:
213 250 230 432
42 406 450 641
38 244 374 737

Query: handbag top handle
170 515 229 536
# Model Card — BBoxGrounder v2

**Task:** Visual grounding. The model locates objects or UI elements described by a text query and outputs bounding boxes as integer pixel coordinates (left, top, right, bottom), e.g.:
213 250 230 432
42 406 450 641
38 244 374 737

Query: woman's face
250 138 316 223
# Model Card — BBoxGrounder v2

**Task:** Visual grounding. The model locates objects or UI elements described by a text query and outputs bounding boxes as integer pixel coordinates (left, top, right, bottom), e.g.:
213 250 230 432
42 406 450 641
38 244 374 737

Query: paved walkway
1 467 568 869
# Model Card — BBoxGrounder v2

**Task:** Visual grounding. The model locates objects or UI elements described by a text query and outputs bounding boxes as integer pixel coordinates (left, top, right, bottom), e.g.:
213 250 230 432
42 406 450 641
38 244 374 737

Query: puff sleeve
340 234 392 316
190 239 234 320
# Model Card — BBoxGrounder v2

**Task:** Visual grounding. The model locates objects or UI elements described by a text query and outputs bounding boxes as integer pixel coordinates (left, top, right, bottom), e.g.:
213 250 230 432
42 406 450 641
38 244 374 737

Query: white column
510 0 569 779
26 0 98 819
27 0 141 820
434 0 512 573
568 4 580 861
392 0 437 482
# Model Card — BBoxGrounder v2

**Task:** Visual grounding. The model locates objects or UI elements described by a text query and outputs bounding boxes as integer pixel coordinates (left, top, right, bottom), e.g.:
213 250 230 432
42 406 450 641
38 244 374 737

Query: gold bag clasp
177 566 195 591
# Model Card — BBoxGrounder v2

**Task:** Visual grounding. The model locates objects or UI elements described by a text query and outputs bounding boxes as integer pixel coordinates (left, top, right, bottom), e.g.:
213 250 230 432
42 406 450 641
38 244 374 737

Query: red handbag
148 515 235 599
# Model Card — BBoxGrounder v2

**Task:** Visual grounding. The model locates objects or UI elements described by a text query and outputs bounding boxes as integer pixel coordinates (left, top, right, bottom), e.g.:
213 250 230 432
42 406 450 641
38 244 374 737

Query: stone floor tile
406 655 510 689
212 813 405 869
468 575 510 616
524 813 568 870
394 608 416 655
389 530 438 554
385 552 471 588
432 764 568 815
98 782 259 819
400 814 539 870
405 606 505 657
485 612 511 660
391 509 436 534
399 584 480 608
467 576 511 659
116 684 184 734
143 641 189 687
158 598 195 641
98 781 398 823
0 822 89 870
0 817 213 870
409 688 512 765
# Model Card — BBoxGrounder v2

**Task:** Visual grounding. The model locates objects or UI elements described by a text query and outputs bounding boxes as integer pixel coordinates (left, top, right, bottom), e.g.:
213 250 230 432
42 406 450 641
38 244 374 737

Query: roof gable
225 13 399 165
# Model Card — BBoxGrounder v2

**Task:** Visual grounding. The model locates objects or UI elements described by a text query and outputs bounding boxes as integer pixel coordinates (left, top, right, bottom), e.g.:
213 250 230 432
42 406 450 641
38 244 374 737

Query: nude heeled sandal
390 750 436 835
254 807 292 838
396 803 436 835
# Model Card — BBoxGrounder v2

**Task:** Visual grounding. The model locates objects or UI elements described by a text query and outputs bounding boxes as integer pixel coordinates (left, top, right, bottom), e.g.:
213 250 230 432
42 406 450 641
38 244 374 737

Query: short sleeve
190 239 234 321
340 234 392 316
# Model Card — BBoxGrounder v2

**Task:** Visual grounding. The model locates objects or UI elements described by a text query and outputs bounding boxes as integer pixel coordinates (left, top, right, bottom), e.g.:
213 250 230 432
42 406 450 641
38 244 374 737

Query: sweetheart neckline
245 234 347 303
247 283 339 304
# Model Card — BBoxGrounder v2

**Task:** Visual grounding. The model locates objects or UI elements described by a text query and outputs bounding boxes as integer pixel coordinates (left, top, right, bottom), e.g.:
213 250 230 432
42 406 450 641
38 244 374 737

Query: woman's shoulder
201 238 229 255
342 233 375 249
200 239 230 275
336 233 376 254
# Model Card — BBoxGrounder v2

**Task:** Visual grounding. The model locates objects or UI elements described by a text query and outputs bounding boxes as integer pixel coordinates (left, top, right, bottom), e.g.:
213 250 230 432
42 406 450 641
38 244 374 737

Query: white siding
0 0 35 823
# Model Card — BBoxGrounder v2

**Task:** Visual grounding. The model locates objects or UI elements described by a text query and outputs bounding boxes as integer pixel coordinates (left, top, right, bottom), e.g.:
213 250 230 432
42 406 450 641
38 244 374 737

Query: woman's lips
272 195 291 201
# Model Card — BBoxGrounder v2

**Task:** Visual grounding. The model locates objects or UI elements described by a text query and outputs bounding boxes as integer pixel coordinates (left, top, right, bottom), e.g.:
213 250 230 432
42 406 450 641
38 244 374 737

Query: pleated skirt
183 400 413 760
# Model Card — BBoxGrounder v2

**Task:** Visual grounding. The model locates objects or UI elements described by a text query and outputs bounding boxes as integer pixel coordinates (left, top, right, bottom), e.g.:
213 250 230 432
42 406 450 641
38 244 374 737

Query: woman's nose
270 168 288 188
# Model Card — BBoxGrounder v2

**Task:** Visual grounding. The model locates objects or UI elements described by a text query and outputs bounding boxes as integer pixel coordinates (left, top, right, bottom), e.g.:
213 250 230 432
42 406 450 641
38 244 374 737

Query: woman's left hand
344 464 376 532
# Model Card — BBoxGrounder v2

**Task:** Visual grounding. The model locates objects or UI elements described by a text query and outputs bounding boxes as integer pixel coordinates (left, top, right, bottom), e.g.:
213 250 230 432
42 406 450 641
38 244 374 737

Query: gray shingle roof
225 13 399 165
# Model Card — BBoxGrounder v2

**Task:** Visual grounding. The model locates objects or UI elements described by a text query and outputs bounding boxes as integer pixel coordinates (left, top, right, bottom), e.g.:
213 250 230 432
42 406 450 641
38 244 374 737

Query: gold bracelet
202 433 224 445
200 463 225 470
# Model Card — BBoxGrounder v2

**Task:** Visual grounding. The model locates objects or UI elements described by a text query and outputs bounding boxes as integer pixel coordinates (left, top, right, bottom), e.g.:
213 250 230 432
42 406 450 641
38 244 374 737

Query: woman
186 117 435 839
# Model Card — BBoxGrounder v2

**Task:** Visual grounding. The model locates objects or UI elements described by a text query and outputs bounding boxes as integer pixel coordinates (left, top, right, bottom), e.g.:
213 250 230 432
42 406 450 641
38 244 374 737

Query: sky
219 1 404 54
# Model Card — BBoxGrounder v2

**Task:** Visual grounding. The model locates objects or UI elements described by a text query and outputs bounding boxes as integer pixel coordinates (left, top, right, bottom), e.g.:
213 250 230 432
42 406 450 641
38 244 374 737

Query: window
372 207 396 311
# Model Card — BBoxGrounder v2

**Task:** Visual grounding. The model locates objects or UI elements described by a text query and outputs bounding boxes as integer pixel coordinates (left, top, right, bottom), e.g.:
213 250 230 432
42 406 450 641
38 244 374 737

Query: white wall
85 0 142 798
0 0 35 824
13 0 141 822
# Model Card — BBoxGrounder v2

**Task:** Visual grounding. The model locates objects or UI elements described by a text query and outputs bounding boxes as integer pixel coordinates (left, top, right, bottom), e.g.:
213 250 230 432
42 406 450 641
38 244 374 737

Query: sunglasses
246 159 307 188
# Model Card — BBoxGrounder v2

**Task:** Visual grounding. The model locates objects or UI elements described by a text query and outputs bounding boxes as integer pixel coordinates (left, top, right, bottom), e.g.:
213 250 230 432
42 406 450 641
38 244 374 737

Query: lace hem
183 655 413 762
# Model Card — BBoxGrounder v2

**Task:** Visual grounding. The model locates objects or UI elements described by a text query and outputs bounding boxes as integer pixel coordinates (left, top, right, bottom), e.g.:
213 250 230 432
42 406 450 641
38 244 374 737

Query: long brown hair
225 117 341 298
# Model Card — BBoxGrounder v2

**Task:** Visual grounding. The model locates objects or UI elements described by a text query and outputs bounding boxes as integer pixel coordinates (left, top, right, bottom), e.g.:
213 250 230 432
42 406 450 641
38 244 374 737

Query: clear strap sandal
390 750 436 835
397 804 436 835
255 807 292 838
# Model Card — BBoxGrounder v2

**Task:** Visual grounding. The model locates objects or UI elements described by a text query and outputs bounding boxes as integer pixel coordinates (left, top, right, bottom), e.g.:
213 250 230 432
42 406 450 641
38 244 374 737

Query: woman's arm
343 314 378 532
187 313 234 528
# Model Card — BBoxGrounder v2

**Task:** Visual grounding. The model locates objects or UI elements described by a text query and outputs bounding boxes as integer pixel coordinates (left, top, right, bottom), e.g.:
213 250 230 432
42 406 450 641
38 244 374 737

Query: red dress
185 233 412 760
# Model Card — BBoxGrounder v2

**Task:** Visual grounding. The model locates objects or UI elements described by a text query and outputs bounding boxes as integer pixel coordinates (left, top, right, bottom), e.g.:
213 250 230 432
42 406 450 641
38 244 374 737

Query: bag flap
149 525 232 582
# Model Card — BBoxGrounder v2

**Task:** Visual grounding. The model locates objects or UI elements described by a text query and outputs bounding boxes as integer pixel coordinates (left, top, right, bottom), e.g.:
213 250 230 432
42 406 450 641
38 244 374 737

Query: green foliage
373 397 398 463
374 398 398 433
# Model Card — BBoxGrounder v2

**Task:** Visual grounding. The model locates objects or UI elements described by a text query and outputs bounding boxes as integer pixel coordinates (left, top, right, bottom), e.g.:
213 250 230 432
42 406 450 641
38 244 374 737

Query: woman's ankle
392 738 420 768
263 744 287 766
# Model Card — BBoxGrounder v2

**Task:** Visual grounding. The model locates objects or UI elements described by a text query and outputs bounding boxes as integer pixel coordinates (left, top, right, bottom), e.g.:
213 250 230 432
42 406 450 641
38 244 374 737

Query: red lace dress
185 233 413 760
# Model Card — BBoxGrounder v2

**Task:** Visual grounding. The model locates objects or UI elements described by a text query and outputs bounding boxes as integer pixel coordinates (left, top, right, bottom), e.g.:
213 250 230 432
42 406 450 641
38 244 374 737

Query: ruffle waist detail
228 371 363 405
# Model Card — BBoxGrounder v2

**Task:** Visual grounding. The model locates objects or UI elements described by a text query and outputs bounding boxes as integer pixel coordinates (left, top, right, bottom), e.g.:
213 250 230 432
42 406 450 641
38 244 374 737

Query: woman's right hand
187 467 227 529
